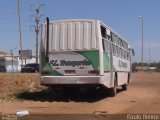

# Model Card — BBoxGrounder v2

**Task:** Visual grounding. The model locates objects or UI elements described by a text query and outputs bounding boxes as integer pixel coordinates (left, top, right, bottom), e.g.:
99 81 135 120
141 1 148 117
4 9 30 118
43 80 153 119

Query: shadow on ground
15 88 123 103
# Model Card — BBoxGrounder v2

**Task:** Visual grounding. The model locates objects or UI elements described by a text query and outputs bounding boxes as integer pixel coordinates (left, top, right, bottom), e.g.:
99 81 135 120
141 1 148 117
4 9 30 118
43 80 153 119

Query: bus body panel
41 50 100 76
112 56 130 72
41 19 99 52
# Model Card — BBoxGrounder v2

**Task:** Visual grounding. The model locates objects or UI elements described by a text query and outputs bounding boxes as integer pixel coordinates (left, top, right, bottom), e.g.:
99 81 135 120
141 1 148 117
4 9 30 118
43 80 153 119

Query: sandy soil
0 72 160 119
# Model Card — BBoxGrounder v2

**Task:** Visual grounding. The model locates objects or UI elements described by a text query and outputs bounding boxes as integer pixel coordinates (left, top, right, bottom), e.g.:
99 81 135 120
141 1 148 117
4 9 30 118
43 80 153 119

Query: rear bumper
41 76 101 85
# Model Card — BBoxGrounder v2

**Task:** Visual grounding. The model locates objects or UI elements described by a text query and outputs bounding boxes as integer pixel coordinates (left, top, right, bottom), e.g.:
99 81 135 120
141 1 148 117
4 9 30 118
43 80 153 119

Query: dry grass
0 73 46 102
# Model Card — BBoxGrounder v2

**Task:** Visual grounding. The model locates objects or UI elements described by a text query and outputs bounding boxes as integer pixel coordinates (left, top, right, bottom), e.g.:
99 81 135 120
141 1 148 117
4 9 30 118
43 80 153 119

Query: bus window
132 49 135 56
116 46 119 56
127 52 129 60
117 38 120 46
103 39 110 53
120 48 123 57
123 50 125 58
112 44 114 54
111 32 116 43
102 39 105 51
120 39 123 47
101 25 106 38
124 51 127 59
113 44 116 55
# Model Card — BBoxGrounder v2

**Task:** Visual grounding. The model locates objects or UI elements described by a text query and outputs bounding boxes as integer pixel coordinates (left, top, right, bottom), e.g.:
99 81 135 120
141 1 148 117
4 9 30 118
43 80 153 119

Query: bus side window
102 39 105 51
101 25 106 38
111 32 114 42
101 25 110 53
120 48 123 57
112 44 116 55
103 39 110 53
118 38 121 46
127 52 129 60
116 46 119 56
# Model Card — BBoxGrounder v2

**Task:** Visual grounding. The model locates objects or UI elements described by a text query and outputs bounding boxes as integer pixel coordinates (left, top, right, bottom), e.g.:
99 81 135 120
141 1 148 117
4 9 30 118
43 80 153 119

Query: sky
0 0 160 62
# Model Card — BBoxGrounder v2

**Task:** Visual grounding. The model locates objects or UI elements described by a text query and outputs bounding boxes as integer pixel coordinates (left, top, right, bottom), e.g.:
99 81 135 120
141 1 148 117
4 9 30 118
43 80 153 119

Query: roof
44 19 98 24
0 51 17 60
0 51 9 57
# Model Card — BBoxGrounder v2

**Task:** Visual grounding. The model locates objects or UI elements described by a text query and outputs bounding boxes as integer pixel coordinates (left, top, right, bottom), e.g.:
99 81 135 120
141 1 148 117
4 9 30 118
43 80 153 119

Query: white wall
17 57 39 72
5 58 18 73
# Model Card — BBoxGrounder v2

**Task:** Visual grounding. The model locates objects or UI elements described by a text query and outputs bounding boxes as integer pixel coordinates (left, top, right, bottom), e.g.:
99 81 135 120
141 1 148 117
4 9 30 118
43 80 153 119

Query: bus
40 18 134 96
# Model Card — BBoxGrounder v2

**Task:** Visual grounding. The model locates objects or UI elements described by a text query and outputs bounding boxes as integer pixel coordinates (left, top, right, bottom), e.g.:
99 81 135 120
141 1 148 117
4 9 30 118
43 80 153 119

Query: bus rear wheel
108 76 117 97
122 84 128 91
122 73 129 91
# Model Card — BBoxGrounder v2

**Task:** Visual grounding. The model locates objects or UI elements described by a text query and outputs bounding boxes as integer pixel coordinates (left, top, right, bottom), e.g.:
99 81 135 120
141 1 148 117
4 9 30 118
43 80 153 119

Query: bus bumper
40 76 101 85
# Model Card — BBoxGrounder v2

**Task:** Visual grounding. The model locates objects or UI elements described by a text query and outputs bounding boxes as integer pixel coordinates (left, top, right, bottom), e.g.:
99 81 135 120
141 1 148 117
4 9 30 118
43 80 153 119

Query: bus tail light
55 67 60 69
88 70 100 75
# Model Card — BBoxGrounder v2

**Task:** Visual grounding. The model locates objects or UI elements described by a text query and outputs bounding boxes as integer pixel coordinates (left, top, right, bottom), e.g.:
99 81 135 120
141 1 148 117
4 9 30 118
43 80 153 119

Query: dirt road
0 72 160 119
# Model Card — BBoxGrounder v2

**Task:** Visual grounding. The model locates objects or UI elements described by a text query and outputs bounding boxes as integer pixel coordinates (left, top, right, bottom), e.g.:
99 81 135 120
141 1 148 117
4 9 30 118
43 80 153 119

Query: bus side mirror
132 49 135 56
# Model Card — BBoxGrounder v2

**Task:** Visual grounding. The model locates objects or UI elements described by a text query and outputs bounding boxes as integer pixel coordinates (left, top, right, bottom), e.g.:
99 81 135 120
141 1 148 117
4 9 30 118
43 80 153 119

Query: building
0 51 18 72
17 56 37 72
0 50 38 72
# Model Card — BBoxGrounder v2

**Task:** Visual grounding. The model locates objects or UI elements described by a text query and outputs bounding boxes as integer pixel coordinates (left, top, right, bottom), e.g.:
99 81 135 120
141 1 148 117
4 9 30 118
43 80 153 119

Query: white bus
40 18 134 96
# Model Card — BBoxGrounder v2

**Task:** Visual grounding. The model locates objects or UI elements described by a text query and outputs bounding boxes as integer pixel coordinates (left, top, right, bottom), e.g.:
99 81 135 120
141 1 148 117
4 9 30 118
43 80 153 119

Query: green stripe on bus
40 51 63 76
77 50 99 70
45 64 63 76
103 53 109 71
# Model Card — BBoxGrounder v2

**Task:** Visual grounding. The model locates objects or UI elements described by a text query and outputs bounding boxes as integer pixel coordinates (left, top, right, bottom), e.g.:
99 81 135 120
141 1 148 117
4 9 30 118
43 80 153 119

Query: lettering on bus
49 59 92 67
49 60 59 66
118 60 127 68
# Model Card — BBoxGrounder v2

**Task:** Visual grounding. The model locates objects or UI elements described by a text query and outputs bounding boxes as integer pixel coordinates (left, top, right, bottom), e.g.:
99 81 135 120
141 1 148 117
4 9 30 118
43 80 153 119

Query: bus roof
43 19 132 50
43 19 129 44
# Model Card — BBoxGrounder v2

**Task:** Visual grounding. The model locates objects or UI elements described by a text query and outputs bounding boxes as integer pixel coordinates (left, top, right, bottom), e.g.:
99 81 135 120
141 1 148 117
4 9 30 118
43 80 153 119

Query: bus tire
127 73 131 84
108 76 117 97
122 73 129 91
122 84 128 91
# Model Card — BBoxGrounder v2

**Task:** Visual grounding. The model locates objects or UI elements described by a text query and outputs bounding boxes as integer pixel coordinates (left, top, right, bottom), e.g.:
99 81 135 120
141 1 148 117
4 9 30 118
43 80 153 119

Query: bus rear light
88 70 100 74
55 67 60 69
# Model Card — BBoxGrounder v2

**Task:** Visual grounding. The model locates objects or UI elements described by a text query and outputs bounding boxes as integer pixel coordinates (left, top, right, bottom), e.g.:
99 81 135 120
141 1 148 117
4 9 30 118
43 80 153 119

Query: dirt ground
0 72 160 119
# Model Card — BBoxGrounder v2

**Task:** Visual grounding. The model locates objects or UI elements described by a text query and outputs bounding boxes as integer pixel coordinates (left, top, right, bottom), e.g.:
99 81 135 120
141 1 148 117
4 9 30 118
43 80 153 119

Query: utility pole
149 41 151 69
138 16 144 71
10 49 13 72
34 4 45 64
18 0 23 70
